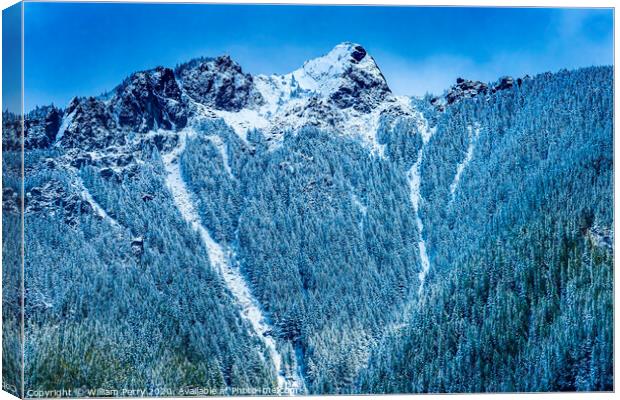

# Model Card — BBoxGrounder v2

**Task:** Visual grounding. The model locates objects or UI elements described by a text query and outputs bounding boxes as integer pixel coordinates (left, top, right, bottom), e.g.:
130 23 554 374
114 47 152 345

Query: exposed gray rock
493 76 514 92
350 45 367 63
141 131 179 152
431 75 518 111
131 236 144 255
25 180 94 225
176 55 263 111
446 78 489 105
60 96 121 149
70 153 93 169
327 45 391 112
589 225 613 251
111 67 187 133
24 106 63 149
99 167 119 181
330 63 391 112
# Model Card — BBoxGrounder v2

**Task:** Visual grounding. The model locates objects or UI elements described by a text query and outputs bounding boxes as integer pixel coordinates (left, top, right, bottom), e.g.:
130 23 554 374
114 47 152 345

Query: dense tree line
21 149 275 392
359 66 613 392
180 121 423 393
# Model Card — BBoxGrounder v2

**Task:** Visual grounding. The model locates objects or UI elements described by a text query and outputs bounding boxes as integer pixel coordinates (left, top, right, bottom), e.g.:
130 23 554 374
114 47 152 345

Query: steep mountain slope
19 151 277 393
3 43 613 394
359 66 613 393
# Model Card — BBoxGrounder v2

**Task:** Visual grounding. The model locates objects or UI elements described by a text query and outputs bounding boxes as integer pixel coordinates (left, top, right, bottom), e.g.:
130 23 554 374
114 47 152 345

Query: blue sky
21 3 614 112
3 2 22 113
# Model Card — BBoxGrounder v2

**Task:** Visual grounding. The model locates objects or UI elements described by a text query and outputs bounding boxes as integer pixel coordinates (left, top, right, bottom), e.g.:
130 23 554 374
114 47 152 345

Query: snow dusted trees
23 155 274 392
359 66 613 393
179 122 422 393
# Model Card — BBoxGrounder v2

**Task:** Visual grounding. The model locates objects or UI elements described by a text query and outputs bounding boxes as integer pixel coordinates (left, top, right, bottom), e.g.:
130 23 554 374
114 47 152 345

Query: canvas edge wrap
2 1 24 398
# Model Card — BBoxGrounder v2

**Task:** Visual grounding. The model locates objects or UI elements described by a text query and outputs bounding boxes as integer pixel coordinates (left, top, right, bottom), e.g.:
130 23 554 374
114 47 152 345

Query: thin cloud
379 10 613 97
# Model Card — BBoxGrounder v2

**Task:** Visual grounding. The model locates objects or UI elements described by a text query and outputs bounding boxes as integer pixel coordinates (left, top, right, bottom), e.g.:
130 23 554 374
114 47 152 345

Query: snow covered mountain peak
290 42 387 98
211 42 404 151
25 43 413 156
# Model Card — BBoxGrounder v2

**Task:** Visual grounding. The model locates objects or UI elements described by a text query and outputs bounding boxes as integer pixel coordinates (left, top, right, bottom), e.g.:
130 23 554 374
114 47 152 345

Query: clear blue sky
20 3 614 112
3 2 22 113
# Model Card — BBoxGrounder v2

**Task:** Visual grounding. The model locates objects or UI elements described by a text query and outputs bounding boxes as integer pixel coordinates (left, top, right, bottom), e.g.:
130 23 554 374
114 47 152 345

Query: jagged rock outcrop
24 106 63 148
493 76 514 92
25 180 94 225
20 43 531 181
17 43 429 158
431 75 519 111
447 78 489 105
60 96 121 149
57 67 187 149
111 67 187 132
328 44 391 112
176 55 263 111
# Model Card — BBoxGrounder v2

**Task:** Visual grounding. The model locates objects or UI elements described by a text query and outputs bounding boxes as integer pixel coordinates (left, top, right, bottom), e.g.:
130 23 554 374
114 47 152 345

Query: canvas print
1 2 614 397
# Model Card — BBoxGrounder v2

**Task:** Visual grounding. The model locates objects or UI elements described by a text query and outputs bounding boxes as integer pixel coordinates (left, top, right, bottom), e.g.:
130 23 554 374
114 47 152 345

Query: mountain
3 43 613 395
19 43 413 152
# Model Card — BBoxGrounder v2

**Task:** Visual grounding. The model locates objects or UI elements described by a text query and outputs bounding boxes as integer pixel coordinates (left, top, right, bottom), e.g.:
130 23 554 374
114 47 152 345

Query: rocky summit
430 75 521 111
16 42 526 156
176 55 263 112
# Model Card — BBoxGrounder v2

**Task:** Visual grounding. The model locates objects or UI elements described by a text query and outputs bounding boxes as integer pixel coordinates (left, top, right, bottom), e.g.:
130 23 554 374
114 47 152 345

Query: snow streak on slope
449 125 480 199
72 176 121 229
212 108 270 144
80 186 120 228
162 129 304 395
54 109 76 145
407 114 436 296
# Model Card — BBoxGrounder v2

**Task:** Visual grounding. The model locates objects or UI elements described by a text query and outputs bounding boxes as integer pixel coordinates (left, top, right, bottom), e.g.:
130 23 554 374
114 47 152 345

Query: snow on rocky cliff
23 41 520 157
198 42 414 152
141 42 413 152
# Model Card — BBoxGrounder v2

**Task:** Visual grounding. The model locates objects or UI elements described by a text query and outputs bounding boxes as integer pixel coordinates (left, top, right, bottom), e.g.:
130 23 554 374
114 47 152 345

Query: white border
0 1 616 400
